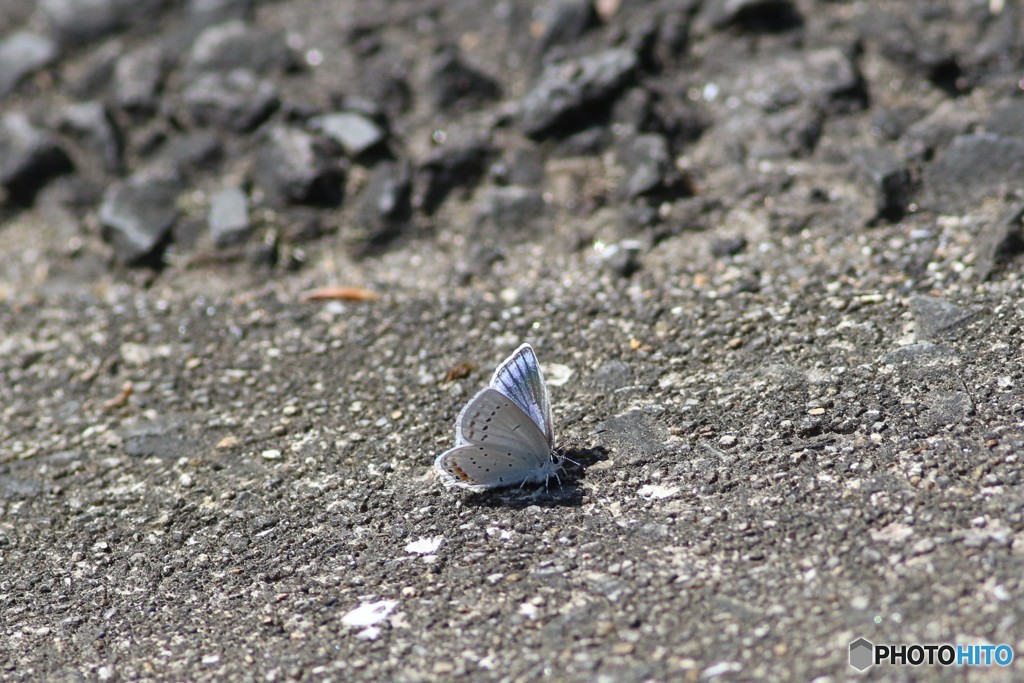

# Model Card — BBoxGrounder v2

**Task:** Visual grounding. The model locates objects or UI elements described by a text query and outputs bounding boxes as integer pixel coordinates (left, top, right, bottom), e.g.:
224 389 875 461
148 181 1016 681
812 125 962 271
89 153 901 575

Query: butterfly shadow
465 445 610 510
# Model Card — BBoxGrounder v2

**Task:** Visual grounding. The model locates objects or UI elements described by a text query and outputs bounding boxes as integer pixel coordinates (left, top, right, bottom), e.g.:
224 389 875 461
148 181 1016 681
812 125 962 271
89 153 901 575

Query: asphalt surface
2 0 1024 681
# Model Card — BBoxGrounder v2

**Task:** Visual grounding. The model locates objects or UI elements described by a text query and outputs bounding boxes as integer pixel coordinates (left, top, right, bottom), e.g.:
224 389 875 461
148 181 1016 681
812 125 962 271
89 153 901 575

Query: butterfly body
435 343 561 491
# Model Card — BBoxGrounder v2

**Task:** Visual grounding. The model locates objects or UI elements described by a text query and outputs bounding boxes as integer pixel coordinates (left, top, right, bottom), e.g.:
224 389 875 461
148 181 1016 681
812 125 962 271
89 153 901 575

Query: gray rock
975 203 1024 282
64 39 122 99
983 98 1024 139
99 174 182 264
911 295 975 339
489 147 545 187
254 125 345 208
868 106 926 141
113 43 167 113
923 133 1024 213
520 48 639 138
159 0 253 54
552 126 611 156
0 112 73 206
0 31 58 99
309 112 385 157
709 235 748 258
357 53 413 115
154 131 223 180
531 0 597 61
853 147 911 223
413 140 492 213
355 161 411 248
185 20 292 75
899 100 977 161
209 187 251 247
730 47 863 112
697 0 802 32
183 69 279 131
39 0 128 46
713 104 823 162
58 101 122 173
600 240 644 278
616 133 672 199
476 186 545 233
186 0 253 28
427 47 500 111
875 15 962 94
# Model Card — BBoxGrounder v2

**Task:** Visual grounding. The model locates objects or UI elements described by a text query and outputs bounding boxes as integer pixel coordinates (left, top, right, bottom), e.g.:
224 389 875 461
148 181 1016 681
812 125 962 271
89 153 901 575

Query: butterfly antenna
554 448 580 468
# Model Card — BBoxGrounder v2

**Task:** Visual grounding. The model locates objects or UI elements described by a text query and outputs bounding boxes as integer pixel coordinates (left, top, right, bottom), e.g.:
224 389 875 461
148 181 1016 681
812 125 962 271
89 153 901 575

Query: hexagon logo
849 637 874 671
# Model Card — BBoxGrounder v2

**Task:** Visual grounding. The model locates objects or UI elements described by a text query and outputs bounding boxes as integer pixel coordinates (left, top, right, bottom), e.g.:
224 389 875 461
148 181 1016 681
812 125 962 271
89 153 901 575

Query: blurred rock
413 140 491 213
187 0 253 26
0 113 73 206
427 47 500 111
975 203 1024 282
729 47 864 113
0 31 58 98
58 101 123 173
309 112 385 157
983 98 1024 138
209 186 251 247
874 15 963 94
709 235 747 258
531 0 597 62
520 48 638 138
99 173 182 264
113 43 168 114
358 53 412 115
868 106 926 141
923 133 1024 213
154 131 223 180
489 146 545 187
853 147 912 223
615 132 673 199
185 20 292 75
911 295 974 339
182 69 279 131
355 161 411 248
697 0 802 33
39 0 163 46
899 100 977 162
600 240 643 278
254 125 345 207
475 186 545 233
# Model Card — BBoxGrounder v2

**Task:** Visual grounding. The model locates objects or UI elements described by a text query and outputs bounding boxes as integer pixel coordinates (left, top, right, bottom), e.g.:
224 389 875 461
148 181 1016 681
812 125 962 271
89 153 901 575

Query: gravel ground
2 0 1024 681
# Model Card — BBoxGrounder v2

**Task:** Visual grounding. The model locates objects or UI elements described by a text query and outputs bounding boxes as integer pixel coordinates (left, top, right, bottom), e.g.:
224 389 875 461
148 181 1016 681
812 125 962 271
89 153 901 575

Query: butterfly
434 343 563 490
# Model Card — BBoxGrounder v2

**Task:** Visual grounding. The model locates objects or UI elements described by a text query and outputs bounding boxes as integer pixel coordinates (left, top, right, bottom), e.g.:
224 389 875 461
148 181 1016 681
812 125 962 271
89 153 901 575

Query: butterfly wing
454 387 551 458
435 444 551 490
489 343 553 447
435 387 553 490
